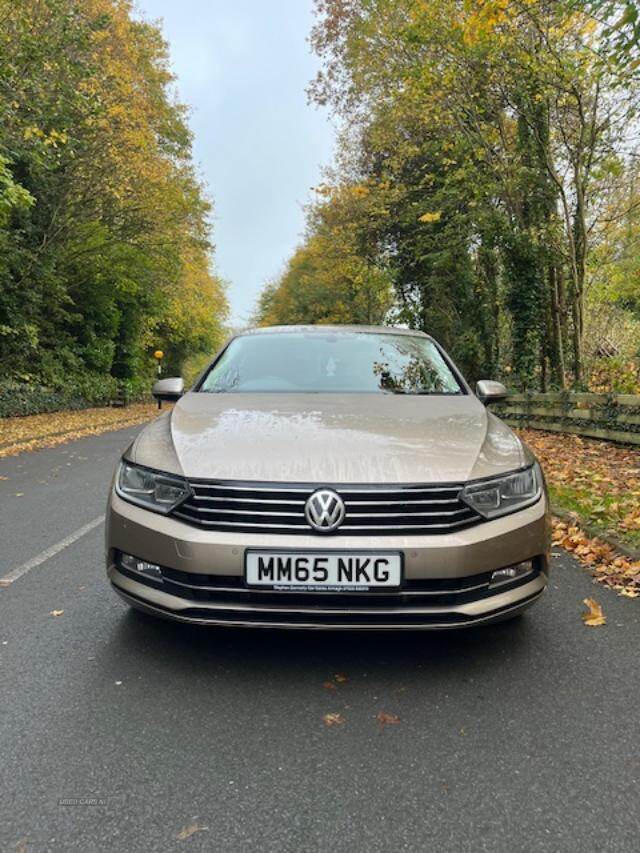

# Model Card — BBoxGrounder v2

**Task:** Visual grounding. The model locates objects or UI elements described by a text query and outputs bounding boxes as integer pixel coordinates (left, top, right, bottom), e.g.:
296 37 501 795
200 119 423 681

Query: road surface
1 426 639 852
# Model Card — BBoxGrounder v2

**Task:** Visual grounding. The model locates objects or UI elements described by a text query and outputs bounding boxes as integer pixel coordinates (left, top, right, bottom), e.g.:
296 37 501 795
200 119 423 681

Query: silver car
106 325 549 629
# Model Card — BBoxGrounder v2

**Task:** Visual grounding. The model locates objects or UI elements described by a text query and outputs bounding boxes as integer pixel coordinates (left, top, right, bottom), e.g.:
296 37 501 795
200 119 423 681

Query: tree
0 0 227 393
255 183 393 327
304 0 640 388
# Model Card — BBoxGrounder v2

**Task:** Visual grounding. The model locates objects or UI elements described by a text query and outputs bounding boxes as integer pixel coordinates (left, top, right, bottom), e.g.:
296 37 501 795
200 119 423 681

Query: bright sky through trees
137 0 336 324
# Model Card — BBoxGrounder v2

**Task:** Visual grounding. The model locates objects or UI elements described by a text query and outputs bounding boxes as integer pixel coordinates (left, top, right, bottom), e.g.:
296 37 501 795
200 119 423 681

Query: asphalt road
1 426 639 853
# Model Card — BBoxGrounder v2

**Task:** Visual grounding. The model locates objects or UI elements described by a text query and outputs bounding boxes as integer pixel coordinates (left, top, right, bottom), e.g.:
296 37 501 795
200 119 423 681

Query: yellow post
153 350 164 409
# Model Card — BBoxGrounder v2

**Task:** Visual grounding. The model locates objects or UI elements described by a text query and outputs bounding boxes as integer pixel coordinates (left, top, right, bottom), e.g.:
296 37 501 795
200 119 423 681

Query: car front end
106 326 550 630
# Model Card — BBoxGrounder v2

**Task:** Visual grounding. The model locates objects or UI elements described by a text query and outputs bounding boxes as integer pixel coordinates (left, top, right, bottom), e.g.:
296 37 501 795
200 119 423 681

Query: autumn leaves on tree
257 0 640 391
0 0 227 400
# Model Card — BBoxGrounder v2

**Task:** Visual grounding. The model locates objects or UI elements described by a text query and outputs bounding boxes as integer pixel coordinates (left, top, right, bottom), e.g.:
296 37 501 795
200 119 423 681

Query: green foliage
0 375 120 418
589 356 640 393
255 184 394 328
0 0 227 412
0 156 35 225
587 1 640 62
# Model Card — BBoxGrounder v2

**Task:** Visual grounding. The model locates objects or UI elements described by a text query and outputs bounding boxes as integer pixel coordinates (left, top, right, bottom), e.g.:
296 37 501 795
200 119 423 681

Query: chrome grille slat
186 508 310 517
172 514 305 530
333 488 462 495
172 480 482 535
173 517 473 530
190 496 462 506
344 498 460 506
188 484 320 494
187 483 463 495
340 519 474 531
193 496 307 505
347 508 470 518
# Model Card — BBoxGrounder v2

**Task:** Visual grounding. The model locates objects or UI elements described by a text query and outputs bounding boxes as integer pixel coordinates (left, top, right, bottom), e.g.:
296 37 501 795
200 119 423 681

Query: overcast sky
136 0 336 325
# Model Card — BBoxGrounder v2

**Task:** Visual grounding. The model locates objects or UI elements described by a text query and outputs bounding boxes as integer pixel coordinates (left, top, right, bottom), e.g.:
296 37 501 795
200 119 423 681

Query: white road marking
0 515 104 587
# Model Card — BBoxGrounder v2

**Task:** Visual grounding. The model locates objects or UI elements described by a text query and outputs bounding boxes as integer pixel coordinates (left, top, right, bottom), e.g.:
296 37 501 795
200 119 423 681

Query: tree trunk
572 164 588 384
540 340 549 392
549 263 566 388
572 297 583 384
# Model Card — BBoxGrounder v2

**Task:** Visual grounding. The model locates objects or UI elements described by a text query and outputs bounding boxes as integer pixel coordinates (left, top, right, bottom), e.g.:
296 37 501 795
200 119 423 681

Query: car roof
239 324 430 338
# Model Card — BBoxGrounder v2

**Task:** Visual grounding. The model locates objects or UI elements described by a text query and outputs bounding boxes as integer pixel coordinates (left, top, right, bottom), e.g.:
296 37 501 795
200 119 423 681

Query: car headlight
460 463 542 519
115 460 191 514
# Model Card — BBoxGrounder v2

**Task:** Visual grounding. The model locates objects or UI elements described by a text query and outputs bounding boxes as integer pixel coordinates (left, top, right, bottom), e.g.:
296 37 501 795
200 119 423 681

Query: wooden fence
494 392 640 446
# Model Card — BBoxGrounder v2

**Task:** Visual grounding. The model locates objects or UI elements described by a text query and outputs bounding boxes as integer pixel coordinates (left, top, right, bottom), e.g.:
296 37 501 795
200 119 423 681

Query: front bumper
106 492 550 630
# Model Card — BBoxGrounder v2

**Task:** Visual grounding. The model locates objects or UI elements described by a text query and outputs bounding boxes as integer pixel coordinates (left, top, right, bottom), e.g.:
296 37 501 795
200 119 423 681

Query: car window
199 331 463 395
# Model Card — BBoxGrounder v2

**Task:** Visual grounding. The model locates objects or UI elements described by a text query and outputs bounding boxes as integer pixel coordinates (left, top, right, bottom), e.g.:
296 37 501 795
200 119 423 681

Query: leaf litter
516 429 640 597
0 403 164 458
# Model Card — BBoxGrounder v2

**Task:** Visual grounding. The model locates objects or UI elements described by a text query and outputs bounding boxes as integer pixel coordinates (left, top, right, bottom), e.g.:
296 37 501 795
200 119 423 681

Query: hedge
0 376 150 418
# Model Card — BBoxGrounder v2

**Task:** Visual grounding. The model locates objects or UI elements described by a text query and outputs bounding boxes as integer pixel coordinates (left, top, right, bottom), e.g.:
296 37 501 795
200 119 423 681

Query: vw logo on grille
305 489 345 533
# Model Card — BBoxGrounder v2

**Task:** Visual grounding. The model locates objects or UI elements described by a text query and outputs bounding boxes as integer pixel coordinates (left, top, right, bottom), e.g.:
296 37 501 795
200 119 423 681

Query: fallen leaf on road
323 681 337 692
619 588 639 598
334 673 348 683
582 598 606 627
323 713 345 727
176 822 209 841
376 711 400 731
0 475 8 480
49 610 64 617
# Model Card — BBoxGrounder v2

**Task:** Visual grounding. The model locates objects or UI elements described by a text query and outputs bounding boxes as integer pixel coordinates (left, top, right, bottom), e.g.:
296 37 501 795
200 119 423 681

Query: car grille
158 565 519 606
114 558 545 628
171 480 483 535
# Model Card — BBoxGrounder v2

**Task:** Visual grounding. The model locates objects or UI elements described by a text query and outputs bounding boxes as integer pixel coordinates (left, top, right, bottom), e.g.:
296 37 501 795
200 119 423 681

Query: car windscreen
198 331 464 395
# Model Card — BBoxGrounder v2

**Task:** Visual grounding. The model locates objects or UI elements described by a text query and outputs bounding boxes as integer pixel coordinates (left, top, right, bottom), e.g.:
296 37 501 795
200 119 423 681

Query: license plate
245 551 402 591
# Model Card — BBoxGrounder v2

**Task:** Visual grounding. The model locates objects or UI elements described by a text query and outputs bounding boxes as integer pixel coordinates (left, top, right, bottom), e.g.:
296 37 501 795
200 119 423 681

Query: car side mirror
152 377 184 404
476 380 508 405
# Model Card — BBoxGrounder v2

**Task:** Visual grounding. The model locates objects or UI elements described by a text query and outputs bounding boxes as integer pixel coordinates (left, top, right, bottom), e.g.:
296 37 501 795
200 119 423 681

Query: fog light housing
489 560 533 588
119 552 163 581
